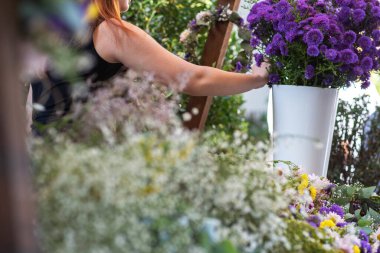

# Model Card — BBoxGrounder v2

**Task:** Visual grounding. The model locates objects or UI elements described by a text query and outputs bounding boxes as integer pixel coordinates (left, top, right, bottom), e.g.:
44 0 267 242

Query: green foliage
282 220 337 253
205 96 249 136
332 185 380 233
124 0 214 54
328 95 380 186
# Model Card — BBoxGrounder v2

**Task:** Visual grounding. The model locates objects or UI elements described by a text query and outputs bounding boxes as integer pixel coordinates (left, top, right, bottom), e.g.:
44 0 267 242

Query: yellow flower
309 186 317 200
319 219 336 229
298 174 309 195
353 245 360 253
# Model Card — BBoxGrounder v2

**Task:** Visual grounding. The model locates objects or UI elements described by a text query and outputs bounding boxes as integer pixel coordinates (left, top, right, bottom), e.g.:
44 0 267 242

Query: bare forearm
183 66 268 96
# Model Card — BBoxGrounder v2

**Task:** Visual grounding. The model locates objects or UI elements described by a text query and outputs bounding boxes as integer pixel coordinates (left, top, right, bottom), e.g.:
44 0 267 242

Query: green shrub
328 95 380 186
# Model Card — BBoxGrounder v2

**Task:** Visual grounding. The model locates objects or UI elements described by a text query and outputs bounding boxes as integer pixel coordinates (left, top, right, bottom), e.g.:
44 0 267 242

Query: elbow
182 66 208 96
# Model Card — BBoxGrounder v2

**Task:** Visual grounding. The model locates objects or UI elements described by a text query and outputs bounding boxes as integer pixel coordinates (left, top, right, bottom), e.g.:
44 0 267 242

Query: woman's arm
93 20 269 96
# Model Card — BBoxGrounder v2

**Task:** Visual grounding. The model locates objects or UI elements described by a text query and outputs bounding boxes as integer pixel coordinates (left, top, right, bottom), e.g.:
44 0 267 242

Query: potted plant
247 0 380 176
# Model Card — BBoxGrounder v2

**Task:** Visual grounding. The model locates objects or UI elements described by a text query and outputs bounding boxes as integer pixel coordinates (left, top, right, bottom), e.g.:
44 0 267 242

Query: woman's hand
251 61 270 88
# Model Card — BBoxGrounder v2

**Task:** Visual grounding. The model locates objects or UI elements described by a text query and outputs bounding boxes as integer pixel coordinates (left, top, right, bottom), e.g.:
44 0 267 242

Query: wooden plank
184 0 242 130
0 1 37 253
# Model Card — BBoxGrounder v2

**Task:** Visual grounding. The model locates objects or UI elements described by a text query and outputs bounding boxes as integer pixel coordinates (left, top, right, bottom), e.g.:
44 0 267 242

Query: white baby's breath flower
333 234 361 253
308 174 331 191
182 112 192 121
180 29 192 43
195 11 212 26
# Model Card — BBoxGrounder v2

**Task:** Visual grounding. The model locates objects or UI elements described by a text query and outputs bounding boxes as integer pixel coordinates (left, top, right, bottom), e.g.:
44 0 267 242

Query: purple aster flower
320 45 328 53
338 7 351 23
373 30 380 42
279 41 289 56
297 0 310 15
329 24 341 35
330 204 345 217
361 56 374 72
336 222 348 227
306 215 321 228
329 37 338 45
235 61 243 72
250 36 260 48
269 73 281 84
305 65 315 79
184 53 191 61
254 53 264 67
361 240 372 253
315 0 326 9
275 0 292 15
312 14 330 30
265 43 278 56
325 49 338 61
273 33 283 44
323 74 334 86
372 6 380 18
353 9 366 23
336 0 352 7
285 22 298 31
353 0 366 9
343 30 357 45
189 19 198 30
276 61 284 68
340 49 358 64
353 66 364 76
307 45 320 57
320 204 345 218
358 36 373 50
359 230 369 242
304 29 324 45
285 30 297 42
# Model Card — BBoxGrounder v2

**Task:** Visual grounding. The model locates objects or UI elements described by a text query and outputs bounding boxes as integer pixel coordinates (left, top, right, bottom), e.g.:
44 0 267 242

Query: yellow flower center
298 174 309 195
319 220 336 229
309 186 317 200
353 245 360 253
377 233 380 241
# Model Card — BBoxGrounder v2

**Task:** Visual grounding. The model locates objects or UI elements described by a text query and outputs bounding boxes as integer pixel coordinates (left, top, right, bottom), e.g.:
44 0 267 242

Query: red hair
92 0 126 29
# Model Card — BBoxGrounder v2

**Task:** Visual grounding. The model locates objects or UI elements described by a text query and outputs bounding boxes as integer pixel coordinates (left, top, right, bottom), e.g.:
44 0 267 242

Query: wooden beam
0 1 37 253
184 0 242 131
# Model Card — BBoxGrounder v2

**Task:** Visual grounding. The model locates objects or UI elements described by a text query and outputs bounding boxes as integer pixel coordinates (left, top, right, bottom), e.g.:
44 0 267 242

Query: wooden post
0 1 37 253
184 0 242 130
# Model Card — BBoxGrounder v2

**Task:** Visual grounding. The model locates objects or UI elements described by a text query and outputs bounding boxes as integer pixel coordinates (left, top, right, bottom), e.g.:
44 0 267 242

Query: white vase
272 85 339 176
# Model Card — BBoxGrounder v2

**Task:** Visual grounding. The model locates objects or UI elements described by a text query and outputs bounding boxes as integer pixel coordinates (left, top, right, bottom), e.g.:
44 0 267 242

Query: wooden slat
0 1 37 253
184 0 242 130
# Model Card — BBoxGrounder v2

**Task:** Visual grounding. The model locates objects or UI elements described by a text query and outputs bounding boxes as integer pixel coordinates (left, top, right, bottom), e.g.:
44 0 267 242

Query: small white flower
373 226 380 240
180 29 192 43
33 103 45 111
323 212 345 225
195 11 212 26
308 174 331 191
191 107 199 115
335 234 361 253
182 112 192 121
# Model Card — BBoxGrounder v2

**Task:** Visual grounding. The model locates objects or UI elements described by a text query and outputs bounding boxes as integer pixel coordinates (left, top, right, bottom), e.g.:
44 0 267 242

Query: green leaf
358 217 372 227
345 186 356 198
213 240 239 253
360 227 373 235
359 187 376 199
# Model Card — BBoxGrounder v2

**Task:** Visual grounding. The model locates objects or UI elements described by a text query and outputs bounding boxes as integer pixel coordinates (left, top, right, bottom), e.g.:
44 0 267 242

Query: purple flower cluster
319 204 345 218
247 0 380 88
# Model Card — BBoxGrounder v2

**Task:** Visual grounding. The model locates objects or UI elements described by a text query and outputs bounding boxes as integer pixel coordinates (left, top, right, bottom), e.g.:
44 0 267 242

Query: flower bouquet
247 0 380 176
248 0 380 88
